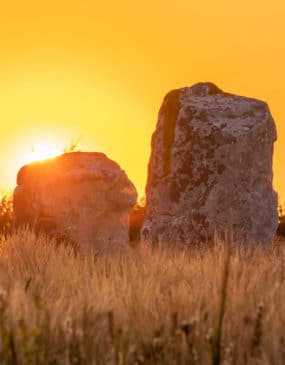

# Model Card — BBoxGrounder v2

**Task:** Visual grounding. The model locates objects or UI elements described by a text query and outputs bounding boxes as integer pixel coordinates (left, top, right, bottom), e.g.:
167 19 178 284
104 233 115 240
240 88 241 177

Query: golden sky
0 0 284 200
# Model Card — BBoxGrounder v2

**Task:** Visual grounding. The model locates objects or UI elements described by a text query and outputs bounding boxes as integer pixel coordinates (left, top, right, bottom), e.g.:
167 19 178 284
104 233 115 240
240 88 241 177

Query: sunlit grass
0 230 284 364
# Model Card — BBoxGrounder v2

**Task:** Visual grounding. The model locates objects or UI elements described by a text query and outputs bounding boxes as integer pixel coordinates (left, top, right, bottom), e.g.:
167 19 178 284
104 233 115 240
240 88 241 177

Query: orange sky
0 0 284 200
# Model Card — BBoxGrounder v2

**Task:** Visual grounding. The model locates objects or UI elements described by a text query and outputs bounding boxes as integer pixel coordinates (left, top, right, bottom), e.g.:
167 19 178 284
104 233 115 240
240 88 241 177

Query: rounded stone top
157 82 275 141
17 152 127 186
188 82 224 96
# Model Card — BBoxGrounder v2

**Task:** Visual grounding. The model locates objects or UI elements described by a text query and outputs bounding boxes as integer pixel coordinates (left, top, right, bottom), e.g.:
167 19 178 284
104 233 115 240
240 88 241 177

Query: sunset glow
22 143 61 165
0 2 284 360
0 1 284 200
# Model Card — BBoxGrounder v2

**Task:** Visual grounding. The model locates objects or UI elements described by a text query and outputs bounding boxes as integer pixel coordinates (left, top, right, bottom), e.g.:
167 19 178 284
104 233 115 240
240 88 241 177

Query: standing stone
13 152 137 251
142 82 278 245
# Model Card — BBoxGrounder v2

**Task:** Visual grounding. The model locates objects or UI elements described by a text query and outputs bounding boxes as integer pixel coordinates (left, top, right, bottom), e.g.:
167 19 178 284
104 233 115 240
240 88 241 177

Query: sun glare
23 143 62 164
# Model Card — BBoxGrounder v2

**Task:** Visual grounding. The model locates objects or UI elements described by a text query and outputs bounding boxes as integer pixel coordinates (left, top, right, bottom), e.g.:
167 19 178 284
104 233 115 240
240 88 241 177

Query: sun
23 142 62 164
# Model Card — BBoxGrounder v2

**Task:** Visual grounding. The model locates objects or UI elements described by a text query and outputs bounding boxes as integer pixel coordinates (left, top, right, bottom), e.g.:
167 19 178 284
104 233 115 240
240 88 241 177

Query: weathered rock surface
13 152 137 250
142 82 278 245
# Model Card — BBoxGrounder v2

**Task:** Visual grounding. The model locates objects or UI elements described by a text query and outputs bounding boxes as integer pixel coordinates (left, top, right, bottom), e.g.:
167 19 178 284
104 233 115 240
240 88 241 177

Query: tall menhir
142 82 278 245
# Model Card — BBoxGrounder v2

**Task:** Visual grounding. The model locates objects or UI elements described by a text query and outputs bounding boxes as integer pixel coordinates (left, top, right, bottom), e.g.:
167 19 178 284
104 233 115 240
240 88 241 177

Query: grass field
0 230 284 364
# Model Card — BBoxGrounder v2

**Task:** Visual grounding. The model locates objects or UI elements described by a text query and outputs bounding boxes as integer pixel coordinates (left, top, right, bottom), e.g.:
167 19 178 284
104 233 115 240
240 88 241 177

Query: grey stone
142 82 278 245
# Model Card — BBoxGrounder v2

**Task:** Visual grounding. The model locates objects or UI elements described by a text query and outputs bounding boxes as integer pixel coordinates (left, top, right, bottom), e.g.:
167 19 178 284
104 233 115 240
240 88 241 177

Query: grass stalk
211 224 232 365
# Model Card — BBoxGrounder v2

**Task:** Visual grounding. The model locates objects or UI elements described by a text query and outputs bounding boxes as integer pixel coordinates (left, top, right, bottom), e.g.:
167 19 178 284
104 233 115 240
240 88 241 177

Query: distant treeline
0 194 13 237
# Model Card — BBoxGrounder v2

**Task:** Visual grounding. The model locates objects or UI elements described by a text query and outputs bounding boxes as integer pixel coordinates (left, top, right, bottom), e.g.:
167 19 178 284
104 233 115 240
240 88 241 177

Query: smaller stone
13 152 137 251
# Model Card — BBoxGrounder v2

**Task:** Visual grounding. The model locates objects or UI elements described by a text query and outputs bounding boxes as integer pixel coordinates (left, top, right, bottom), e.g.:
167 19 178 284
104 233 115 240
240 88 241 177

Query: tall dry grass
0 230 284 364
